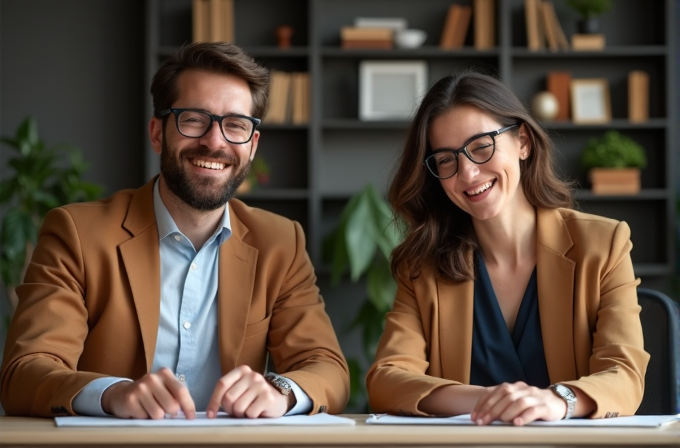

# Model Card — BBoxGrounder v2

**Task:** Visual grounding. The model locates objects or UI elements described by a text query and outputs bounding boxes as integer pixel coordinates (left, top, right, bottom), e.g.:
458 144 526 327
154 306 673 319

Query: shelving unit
145 0 676 280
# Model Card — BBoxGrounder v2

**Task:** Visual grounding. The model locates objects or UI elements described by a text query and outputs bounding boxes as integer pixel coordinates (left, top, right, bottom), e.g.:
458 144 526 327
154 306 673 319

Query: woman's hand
471 381 566 426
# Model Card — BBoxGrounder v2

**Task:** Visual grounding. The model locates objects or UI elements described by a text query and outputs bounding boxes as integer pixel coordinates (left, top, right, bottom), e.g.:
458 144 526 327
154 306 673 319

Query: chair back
636 288 680 415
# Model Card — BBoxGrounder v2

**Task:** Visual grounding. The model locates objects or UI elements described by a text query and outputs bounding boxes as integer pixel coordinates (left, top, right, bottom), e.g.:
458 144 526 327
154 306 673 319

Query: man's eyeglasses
423 124 519 179
160 108 261 144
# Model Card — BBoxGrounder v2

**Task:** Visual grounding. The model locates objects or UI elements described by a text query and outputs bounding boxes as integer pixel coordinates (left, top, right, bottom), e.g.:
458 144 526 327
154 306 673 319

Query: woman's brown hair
388 71 573 283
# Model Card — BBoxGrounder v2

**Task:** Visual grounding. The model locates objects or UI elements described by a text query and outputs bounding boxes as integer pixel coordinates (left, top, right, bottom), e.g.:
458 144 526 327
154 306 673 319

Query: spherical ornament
531 91 559 121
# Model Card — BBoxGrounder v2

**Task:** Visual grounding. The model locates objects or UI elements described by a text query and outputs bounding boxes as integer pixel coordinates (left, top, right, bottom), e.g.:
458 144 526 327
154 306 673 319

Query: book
341 39 393 49
354 17 407 30
474 0 495 50
543 0 568 50
540 1 558 52
192 0 233 43
192 0 210 42
572 33 605 50
525 0 542 51
546 71 571 121
265 71 292 124
341 27 393 41
291 72 310 125
628 70 649 123
452 6 472 49
440 4 461 48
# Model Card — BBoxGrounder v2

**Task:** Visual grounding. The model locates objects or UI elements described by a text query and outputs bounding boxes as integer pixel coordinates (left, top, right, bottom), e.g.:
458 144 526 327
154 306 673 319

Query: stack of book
264 71 310 125
439 4 472 49
341 27 393 49
340 17 407 49
525 0 569 52
193 0 234 43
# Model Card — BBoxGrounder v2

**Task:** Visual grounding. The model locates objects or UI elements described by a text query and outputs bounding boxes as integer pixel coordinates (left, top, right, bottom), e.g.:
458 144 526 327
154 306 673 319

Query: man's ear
249 130 260 161
149 117 163 155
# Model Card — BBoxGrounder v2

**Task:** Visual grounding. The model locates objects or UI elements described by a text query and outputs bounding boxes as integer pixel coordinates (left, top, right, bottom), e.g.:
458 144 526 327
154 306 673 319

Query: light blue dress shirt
72 180 311 416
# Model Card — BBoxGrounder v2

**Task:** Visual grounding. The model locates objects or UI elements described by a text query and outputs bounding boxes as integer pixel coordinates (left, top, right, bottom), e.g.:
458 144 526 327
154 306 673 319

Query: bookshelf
145 0 677 282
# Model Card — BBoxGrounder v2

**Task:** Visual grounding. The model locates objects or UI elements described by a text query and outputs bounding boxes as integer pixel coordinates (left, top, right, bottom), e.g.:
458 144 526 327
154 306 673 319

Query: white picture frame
570 78 612 124
359 60 428 121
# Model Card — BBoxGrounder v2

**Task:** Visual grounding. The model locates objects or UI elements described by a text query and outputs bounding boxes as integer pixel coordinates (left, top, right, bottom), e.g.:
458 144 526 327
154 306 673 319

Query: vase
577 18 600 34
589 168 640 195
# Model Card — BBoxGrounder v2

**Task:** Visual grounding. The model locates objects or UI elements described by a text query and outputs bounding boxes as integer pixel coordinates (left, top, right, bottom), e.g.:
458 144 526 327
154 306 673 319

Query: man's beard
160 139 251 212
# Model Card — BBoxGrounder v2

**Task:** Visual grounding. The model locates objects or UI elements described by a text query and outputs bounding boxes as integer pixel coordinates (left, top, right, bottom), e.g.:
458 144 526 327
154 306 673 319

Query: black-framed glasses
423 124 519 179
160 108 261 144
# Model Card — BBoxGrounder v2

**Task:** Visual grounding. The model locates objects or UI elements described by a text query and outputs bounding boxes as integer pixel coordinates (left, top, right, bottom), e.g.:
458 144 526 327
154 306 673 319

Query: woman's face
427 105 530 222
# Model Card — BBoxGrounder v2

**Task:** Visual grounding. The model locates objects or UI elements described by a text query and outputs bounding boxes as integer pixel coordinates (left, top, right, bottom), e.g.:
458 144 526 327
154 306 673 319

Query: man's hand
101 367 196 419
205 365 294 419
470 381 567 426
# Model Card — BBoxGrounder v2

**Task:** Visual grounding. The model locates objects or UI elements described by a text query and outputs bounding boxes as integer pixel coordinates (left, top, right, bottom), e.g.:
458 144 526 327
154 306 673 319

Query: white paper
55 412 355 427
366 413 680 427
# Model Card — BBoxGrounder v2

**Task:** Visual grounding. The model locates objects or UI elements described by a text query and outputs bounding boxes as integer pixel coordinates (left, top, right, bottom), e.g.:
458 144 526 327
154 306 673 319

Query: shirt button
178 374 186 382
183 321 191 330
190 262 197 271
174 235 181 241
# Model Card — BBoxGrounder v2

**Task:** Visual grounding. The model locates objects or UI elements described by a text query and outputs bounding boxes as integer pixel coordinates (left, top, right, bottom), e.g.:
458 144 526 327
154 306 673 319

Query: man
0 42 349 419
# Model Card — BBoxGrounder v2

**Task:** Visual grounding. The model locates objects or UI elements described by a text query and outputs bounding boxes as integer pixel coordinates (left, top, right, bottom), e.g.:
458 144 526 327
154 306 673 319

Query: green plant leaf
344 190 378 281
366 259 397 313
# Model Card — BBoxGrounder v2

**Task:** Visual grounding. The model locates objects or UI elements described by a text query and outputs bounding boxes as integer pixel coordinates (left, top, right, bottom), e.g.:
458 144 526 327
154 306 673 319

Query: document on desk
55 412 355 427
366 414 680 427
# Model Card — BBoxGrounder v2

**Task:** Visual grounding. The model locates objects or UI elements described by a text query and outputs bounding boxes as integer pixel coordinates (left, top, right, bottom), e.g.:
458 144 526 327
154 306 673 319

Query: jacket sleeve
366 267 460 416
265 221 349 415
562 221 649 417
0 207 108 417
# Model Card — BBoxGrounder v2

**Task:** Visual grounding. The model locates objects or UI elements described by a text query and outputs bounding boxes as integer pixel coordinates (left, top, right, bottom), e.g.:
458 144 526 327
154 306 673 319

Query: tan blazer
366 208 649 418
0 178 349 417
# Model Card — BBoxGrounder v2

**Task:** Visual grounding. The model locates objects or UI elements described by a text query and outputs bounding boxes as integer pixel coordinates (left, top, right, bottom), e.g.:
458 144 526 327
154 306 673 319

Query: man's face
151 69 259 211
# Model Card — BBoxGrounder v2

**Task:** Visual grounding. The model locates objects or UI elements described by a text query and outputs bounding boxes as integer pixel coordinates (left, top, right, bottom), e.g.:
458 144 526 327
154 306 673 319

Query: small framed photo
570 78 611 124
359 60 428 121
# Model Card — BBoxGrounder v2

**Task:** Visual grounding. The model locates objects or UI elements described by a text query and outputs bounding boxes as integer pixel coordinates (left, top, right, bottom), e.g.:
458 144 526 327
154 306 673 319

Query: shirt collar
153 178 232 246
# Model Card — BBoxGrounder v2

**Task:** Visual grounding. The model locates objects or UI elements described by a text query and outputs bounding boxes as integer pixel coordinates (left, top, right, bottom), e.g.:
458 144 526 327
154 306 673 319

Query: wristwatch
549 384 576 419
264 372 291 396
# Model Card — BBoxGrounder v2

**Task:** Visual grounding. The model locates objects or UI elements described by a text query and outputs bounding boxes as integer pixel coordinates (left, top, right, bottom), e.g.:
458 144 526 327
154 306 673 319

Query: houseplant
566 0 613 33
579 130 647 195
0 116 102 320
235 154 271 195
323 184 401 410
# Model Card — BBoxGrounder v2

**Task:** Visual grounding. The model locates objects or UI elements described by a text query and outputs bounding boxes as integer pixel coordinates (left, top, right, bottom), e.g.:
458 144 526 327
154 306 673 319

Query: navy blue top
469 252 551 388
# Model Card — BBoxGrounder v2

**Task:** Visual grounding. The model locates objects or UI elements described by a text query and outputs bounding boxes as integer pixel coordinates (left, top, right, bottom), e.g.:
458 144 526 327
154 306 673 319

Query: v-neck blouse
469 252 551 389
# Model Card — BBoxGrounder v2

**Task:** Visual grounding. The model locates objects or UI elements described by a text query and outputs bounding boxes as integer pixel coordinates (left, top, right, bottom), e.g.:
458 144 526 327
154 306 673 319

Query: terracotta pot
589 168 640 195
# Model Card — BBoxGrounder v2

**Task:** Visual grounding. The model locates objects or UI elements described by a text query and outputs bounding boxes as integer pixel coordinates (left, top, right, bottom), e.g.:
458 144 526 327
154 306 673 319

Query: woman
366 71 649 425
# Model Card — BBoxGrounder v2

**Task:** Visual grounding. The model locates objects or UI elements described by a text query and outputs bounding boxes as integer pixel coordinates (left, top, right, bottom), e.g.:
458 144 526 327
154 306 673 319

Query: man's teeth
194 160 225 170
467 181 493 196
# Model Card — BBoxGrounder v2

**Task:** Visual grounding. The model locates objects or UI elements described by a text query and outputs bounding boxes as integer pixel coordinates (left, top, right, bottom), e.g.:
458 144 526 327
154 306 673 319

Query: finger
136 381 167 420
230 386 261 418
221 373 260 417
476 382 527 425
206 366 251 417
159 371 196 419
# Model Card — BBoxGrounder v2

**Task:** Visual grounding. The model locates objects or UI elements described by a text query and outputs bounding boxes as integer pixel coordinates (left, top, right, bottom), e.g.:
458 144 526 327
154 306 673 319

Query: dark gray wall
0 0 147 194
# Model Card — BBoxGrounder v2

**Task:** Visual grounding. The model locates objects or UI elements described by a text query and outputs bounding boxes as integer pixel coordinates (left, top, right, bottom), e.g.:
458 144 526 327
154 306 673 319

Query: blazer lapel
438 277 474 383
217 204 258 374
119 178 161 372
536 208 577 383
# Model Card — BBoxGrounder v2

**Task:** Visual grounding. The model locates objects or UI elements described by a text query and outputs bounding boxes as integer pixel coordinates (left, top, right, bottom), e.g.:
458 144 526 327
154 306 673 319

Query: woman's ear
518 123 531 160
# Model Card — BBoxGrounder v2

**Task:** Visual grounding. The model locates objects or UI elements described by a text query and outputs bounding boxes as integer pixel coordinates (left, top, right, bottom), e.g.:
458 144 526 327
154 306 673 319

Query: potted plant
323 184 401 411
0 117 102 323
579 130 647 195
566 0 613 34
